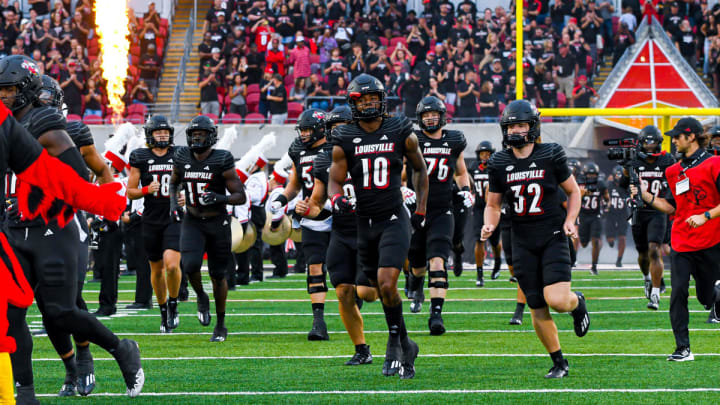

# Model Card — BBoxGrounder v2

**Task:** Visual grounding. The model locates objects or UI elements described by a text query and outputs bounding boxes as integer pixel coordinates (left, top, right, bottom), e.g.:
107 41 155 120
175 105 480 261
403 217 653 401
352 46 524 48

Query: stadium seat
498 102 506 115
244 113 266 124
222 113 243 124
82 115 103 125
557 92 567 108
287 102 303 120
379 37 388 47
127 103 147 117
202 113 219 122
126 114 145 124
246 93 260 113
247 83 260 95
445 103 455 117
160 18 169 31
390 36 407 49
66 114 82 122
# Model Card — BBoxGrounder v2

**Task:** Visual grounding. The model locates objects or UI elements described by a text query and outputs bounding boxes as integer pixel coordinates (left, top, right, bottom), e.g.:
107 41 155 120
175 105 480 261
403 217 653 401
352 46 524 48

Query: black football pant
96 228 123 312
270 244 287 277
248 206 266 280
669 244 720 349
126 221 152 305
76 212 90 312
7 222 120 386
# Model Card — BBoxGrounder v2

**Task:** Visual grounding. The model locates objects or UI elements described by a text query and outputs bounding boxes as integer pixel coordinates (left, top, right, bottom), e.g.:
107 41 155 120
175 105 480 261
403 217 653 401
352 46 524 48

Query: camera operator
619 125 675 310
578 162 609 275
708 126 720 154
630 118 720 361
606 165 630 267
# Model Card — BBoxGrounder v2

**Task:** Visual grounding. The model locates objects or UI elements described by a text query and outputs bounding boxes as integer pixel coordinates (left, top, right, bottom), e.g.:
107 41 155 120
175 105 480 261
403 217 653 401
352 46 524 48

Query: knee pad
428 270 449 289
307 272 328 294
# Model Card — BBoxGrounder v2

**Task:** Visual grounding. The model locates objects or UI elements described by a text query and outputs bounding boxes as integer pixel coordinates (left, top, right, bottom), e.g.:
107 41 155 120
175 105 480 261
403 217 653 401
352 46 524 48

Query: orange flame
94 0 130 121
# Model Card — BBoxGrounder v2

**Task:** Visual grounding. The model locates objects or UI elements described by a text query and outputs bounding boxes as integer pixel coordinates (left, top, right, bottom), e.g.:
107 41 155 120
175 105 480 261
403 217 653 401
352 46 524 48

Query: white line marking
34 388 720 397
84 286 672 293
74 297 659 304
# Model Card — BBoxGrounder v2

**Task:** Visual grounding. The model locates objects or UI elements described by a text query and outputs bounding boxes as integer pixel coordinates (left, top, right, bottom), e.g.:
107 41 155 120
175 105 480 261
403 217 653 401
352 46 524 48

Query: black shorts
501 221 512 266
473 205 501 246
578 214 603 246
604 213 628 239
357 207 411 281
631 211 667 252
301 227 330 265
664 217 673 245
408 208 454 268
180 214 231 279
142 221 181 261
327 229 365 287
511 220 572 309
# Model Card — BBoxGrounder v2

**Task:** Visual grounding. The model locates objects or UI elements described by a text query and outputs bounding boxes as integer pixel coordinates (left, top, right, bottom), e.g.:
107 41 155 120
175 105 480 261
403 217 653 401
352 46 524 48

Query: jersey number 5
510 183 543 215
361 157 389 189
186 182 208 206
301 165 314 190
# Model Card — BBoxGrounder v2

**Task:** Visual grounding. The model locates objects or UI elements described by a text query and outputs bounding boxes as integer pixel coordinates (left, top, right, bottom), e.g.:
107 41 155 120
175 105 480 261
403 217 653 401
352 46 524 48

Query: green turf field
24 265 720 404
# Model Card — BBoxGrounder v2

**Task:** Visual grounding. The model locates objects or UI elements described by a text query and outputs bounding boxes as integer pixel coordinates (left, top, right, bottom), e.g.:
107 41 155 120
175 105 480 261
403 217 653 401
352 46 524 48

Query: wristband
331 193 343 206
649 194 655 206
275 194 288 206
303 205 312 216
141 186 150 195
705 211 712 220
460 186 470 192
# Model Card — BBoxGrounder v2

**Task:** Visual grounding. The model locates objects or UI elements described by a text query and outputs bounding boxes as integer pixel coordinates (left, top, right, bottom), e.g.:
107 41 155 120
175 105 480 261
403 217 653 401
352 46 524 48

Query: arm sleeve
487 157 504 193
552 144 572 183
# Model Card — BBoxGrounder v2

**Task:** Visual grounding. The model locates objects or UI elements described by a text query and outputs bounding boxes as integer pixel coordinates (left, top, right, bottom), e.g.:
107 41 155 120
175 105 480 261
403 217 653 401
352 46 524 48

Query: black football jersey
66 120 95 148
314 148 356 233
624 154 675 212
488 143 572 224
130 146 177 225
415 129 466 211
333 116 413 218
580 180 606 217
0 113 44 204
288 138 330 199
470 159 490 209
173 147 235 214
607 181 630 217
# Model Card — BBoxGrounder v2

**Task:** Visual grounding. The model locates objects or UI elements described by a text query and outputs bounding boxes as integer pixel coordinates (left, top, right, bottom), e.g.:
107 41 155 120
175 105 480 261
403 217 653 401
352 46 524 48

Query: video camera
603 137 642 225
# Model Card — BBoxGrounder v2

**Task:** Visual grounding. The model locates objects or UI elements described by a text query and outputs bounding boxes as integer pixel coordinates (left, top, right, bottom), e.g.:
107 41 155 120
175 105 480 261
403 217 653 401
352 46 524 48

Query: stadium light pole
516 0 523 100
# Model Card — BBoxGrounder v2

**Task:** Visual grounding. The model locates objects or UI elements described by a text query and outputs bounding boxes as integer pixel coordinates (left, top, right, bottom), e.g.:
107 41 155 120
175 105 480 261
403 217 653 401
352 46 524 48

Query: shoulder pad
173 146 192 164
488 149 512 166
384 115 413 137
66 120 94 147
288 137 305 159
444 129 467 149
21 106 66 139
128 148 149 168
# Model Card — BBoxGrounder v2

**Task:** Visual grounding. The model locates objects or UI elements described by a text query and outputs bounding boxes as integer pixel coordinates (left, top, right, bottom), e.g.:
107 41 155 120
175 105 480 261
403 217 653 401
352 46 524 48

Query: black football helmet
638 125 663 154
144 114 174 148
37 74 64 108
0 55 42 113
612 164 624 180
326 105 352 129
568 158 581 176
185 115 217 153
582 162 599 178
347 73 386 121
296 108 327 146
475 141 495 163
499 99 541 147
416 96 447 132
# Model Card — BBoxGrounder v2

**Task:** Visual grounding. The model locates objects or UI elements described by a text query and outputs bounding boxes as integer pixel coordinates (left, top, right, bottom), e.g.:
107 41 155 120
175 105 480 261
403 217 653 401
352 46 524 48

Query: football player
470 141 502 286
578 162 608 275
605 165 629 267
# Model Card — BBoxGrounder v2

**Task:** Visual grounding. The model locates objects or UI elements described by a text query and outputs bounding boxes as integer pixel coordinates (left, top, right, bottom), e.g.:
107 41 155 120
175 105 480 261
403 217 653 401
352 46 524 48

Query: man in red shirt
631 117 720 362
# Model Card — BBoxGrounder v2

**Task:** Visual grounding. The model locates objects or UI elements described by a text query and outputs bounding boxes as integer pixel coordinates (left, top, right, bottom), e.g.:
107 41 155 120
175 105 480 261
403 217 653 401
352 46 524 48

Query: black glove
199 191 229 206
5 200 19 221
410 212 426 231
331 193 354 214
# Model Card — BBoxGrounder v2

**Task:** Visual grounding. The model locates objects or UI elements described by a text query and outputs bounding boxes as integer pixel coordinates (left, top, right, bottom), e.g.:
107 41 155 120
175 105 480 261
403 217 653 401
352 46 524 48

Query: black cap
665 117 704 138
671 1 679 7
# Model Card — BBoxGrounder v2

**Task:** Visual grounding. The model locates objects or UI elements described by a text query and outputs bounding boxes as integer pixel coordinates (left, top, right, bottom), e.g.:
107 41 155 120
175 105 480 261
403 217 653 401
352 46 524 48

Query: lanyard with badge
676 151 706 195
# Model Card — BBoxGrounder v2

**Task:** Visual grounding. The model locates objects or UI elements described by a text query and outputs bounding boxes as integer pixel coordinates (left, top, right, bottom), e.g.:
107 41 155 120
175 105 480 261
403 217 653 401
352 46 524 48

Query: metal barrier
170 1 196 122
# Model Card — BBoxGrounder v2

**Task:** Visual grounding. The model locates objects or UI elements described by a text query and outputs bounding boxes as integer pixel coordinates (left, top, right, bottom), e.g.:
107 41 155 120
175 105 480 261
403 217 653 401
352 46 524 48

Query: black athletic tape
307 273 328 294
428 270 449 289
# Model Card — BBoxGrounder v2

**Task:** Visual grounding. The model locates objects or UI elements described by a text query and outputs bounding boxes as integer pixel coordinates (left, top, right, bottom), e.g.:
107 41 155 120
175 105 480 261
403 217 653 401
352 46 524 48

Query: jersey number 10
361 157 389 189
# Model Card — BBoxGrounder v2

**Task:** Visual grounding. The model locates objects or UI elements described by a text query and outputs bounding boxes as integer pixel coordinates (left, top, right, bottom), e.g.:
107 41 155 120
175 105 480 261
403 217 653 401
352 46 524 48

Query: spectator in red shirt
252 17 274 53
265 36 286 76
571 74 598 108
288 35 311 81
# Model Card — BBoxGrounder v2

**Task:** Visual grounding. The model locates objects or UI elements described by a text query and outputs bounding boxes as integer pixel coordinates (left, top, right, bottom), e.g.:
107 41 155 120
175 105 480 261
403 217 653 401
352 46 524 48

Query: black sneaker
76 346 95 397
210 325 228 342
667 347 694 361
491 268 501 280
509 316 522 325
345 348 373 366
707 304 720 324
178 287 189 302
196 292 211 327
647 293 660 310
382 337 403 377
58 378 77 396
476 270 484 287
429 313 446 335
113 339 144 397
452 252 463 277
509 276 517 283
167 300 179 330
544 359 569 378
399 338 419 380
160 318 172 333
125 302 152 310
590 265 598 275
571 292 590 337
644 279 652 300
615 257 623 268
16 384 40 405
410 287 424 313
307 319 329 341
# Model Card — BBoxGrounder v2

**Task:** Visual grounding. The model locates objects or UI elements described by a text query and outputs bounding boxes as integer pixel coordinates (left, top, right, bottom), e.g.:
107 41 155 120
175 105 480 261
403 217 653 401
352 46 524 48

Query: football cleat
571 292 590 337
509 276 517 283
647 293 660 310
590 265 598 275
167 300 179 330
707 304 720 324
667 347 694 362
308 319 330 341
476 270 484 287
452 252 463 277
58 380 77 397
410 287 424 313
178 286 189 302
196 292 211 326
544 359 569 378
113 339 144 398
428 313 446 335
509 316 522 325
644 279 652 300
345 349 373 366
399 338 419 380
210 325 228 342
491 268 501 280
382 337 403 377
615 257 623 267
661 278 668 294
160 319 172 334
16 385 40 405
76 346 96 396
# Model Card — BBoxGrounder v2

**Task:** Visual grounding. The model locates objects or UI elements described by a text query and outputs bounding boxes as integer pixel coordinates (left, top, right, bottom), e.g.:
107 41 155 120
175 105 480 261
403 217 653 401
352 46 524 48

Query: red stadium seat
126 114 145 124
284 74 294 89
244 112 266 124
222 113 243 124
160 18 169 31
287 102 303 120
66 114 82 122
445 103 455 117
201 113 219 122
82 115 103 125
379 37 388 47
246 93 260 113
389 36 407 49
247 83 260 94
498 102 506 115
127 103 147 117
557 92 567 108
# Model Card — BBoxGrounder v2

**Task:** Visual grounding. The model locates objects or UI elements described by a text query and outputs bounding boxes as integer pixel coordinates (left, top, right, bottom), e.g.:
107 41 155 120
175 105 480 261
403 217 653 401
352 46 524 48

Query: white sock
652 287 660 297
